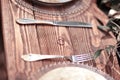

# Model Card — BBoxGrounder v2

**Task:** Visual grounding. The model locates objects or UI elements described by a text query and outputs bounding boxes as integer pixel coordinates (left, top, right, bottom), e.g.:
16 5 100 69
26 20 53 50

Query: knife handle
16 18 53 25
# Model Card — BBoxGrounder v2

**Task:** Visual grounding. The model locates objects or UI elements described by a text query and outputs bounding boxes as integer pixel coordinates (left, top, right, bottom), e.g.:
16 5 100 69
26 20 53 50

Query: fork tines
72 54 93 62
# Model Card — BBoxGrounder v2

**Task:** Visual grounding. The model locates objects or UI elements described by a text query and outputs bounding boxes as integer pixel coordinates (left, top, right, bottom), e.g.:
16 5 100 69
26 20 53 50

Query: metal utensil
16 18 92 28
21 53 94 62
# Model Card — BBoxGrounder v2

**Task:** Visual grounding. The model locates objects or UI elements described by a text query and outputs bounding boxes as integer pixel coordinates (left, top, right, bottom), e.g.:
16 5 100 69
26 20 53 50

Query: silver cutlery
16 18 92 28
21 53 94 62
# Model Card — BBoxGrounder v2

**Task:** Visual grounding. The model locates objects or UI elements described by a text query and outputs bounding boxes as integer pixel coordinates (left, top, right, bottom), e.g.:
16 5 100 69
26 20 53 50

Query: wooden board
1 0 120 80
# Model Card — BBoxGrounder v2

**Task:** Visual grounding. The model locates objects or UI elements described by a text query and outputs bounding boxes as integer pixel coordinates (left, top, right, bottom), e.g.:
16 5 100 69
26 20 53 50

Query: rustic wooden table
0 1 7 80
1 0 120 80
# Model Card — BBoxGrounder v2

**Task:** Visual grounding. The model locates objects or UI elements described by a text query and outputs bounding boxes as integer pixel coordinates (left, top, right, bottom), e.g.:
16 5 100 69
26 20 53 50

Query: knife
16 18 92 28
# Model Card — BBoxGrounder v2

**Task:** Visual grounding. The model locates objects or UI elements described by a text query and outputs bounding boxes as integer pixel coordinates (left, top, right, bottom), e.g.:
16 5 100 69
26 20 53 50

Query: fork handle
21 54 64 61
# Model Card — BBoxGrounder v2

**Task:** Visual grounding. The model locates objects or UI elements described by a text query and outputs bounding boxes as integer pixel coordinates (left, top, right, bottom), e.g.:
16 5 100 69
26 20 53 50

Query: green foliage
95 19 120 59
105 45 115 54
94 45 115 59
94 49 103 59
98 19 120 38
95 0 120 66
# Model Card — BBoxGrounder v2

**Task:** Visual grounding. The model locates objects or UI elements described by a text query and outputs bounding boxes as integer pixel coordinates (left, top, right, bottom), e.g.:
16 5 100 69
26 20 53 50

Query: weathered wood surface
1 0 120 80
0 1 7 80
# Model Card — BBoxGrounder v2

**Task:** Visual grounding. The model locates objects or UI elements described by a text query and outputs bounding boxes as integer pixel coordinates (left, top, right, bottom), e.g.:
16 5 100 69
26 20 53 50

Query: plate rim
29 62 114 80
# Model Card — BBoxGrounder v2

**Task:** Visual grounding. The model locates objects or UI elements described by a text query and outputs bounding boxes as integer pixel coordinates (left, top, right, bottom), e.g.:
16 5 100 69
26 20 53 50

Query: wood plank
0 2 7 78
1 0 120 80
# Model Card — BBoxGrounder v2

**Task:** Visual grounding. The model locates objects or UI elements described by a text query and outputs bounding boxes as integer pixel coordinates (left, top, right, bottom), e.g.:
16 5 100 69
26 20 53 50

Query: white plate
29 0 73 6
29 63 114 80
38 0 72 3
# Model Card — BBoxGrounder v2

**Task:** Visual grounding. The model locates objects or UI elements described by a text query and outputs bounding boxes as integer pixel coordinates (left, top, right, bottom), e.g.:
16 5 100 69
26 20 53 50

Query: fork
21 53 94 62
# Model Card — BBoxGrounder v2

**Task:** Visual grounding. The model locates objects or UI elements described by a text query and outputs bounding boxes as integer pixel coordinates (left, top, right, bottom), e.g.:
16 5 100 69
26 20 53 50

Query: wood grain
1 0 120 80
0 2 7 79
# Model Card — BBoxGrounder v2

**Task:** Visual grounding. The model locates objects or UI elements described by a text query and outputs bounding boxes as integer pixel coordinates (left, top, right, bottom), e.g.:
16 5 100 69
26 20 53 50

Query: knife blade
16 18 92 28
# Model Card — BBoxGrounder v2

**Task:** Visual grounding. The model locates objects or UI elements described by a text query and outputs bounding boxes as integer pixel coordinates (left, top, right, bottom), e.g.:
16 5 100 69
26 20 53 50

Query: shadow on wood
0 1 8 80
